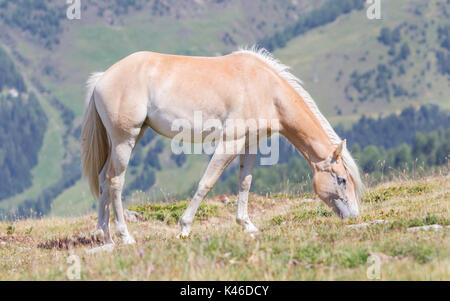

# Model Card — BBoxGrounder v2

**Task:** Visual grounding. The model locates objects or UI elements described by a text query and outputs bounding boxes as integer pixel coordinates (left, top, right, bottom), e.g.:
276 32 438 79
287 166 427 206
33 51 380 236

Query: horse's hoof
244 223 259 233
122 236 136 245
94 229 105 242
85 243 115 255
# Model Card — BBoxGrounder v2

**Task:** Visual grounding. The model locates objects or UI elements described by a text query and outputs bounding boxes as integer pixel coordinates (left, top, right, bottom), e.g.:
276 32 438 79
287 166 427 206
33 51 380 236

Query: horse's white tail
81 72 107 199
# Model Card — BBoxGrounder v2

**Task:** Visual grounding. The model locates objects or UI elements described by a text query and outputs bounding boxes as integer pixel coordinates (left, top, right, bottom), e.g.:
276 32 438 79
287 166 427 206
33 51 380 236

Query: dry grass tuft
38 235 102 251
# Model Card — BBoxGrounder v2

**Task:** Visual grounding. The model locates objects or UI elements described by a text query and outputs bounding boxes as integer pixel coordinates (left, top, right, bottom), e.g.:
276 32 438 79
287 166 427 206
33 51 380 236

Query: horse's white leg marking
236 154 258 233
108 142 136 245
178 140 244 238
95 155 114 245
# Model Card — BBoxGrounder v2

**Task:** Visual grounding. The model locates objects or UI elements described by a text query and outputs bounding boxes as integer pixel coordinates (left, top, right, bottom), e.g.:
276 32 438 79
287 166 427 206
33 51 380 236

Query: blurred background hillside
0 0 448 220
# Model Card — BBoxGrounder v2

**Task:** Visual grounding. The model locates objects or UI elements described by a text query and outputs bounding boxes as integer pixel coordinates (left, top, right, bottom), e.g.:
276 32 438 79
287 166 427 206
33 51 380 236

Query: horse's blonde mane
235 46 365 200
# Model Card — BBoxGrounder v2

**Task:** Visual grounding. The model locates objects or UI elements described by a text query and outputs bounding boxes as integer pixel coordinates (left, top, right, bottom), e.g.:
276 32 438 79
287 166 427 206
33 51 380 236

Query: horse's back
92 50 284 137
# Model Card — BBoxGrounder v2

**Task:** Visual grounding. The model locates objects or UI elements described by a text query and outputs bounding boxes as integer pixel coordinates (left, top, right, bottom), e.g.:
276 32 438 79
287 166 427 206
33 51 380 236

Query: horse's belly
147 106 215 142
147 110 182 139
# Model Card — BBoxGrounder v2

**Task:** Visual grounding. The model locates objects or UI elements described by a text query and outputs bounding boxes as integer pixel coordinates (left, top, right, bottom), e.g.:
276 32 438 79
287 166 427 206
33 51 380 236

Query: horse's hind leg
107 137 138 245
236 154 258 233
95 155 114 245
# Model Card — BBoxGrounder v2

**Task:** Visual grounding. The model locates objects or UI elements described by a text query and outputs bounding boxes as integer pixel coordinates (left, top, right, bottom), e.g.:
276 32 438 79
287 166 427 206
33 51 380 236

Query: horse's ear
333 139 346 160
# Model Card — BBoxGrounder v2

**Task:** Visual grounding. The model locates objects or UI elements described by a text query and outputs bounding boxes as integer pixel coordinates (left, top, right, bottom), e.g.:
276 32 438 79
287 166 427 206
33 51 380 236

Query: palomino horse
82 47 364 247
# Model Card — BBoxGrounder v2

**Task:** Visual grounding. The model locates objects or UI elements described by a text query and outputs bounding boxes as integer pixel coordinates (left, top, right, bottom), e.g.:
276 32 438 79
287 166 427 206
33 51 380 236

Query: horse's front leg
236 154 259 233
178 141 242 238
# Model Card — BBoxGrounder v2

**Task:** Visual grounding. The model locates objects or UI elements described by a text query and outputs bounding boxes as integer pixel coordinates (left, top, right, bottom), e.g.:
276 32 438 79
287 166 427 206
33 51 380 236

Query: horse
81 47 364 247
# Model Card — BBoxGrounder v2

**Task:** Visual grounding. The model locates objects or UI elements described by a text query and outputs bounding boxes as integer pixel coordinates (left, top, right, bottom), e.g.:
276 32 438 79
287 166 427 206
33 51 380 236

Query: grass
0 174 448 280
129 201 219 225
362 183 435 203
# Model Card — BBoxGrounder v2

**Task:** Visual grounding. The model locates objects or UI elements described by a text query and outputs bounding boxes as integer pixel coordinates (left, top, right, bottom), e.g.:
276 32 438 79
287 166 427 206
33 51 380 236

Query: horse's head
312 140 360 219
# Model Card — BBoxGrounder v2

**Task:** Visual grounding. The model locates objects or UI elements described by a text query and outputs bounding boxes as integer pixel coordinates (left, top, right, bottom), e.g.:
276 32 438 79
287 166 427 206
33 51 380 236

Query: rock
347 223 370 229
8 89 19 98
371 220 387 225
85 244 115 255
302 199 315 203
407 225 443 232
124 210 143 223
347 220 386 229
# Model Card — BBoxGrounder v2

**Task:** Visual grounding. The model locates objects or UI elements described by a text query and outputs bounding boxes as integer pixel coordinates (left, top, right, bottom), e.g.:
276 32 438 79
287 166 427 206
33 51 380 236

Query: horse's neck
279 92 334 166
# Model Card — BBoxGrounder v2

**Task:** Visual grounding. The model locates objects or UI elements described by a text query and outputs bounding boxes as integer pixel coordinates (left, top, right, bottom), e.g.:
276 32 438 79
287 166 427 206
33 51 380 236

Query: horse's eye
337 176 347 186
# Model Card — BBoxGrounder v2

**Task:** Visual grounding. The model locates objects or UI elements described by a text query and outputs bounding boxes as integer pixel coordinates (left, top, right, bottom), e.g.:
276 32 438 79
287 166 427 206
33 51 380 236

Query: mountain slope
0 0 448 218
275 0 450 125
0 0 325 217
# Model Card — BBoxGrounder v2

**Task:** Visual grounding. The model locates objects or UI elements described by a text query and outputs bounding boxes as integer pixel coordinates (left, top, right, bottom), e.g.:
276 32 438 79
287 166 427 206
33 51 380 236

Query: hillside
0 174 448 280
0 46 47 200
276 0 450 125
0 0 326 218
0 0 449 219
